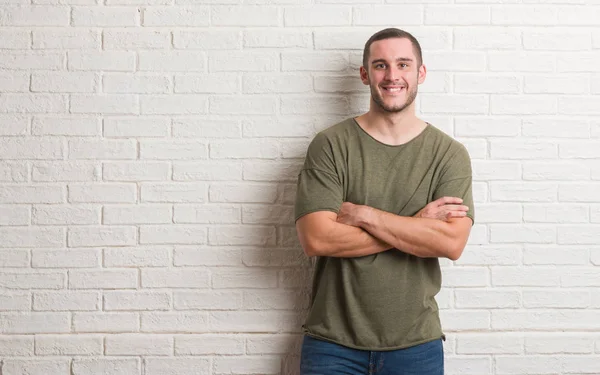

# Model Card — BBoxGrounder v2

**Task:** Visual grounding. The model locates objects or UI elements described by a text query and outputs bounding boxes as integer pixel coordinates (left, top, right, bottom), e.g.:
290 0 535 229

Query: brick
492 266 559 287
0 227 64 248
68 226 136 247
145 358 211 375
243 74 312 94
489 52 555 72
73 312 139 333
104 30 170 49
523 290 589 308
0 6 69 25
313 75 367 93
33 291 99 311
210 96 276 115
69 51 135 71
559 183 600 202
455 289 520 309
140 183 207 202
212 268 278 288
209 225 276 246
456 118 519 137
472 161 520 182
560 141 600 158
103 73 170 94
71 94 138 115
247 334 302 354
32 162 98 183
174 247 242 266
172 162 242 181
32 116 101 136
173 118 240 138
0 335 33 355
210 51 278 72
0 313 70 333
32 249 100 268
69 139 137 159
104 247 170 267
141 268 210 288
525 334 595 354
104 117 170 137
491 224 555 244
69 269 138 289
0 51 63 70
492 5 557 25
210 139 279 159
490 140 557 159
210 311 303 333
558 225 600 245
454 27 521 49
175 335 244 355
210 183 278 203
174 204 240 224
73 7 139 26
525 74 590 94
559 52 600 72
140 141 207 160
421 94 488 114
68 183 136 203
140 95 207 115
454 74 520 94
141 312 208 332
456 333 523 354
175 30 241 49
0 71 29 92
426 5 490 24
491 95 557 115
522 118 590 138
104 291 171 311
0 93 67 113
32 29 100 49
243 290 310 310
560 96 600 115
439 310 490 330
140 225 207 244
35 335 102 355
495 356 561 374
442 267 489 288
214 356 281 374
282 52 348 72
104 204 171 224
213 6 279 26
0 162 28 182
243 117 314 138
0 292 30 310
2 359 70 375
144 6 208 26
281 96 348 115
174 74 239 94
72 359 140 375
0 250 29 268
523 161 589 181
353 6 421 25
524 29 591 51
559 6 600 25
244 29 310 48
0 30 30 49
0 205 30 225
139 51 206 72
103 162 170 182
523 204 589 223
174 291 242 310
105 334 172 355
0 114 28 136
445 357 491 375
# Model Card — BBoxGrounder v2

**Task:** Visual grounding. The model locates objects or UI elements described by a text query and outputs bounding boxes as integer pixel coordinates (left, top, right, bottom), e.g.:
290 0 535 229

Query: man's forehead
369 38 415 62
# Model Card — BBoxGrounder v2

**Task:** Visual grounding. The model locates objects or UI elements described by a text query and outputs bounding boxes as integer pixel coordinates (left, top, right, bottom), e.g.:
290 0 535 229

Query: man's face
360 38 426 114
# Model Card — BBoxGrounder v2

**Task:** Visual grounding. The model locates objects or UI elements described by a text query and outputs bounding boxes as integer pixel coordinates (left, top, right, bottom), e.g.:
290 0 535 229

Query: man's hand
414 197 469 222
336 202 367 227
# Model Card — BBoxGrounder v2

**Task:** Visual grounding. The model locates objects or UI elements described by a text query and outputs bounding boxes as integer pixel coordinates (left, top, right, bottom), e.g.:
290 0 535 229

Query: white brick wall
0 2 599 375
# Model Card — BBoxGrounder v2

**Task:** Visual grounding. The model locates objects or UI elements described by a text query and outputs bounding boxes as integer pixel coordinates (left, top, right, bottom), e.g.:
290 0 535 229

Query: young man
294 28 475 374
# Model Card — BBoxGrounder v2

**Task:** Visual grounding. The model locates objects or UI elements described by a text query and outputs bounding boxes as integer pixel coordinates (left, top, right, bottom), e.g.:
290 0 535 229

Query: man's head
360 28 426 114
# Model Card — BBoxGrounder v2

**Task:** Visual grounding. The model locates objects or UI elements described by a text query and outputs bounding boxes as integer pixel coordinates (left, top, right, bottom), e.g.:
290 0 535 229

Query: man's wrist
356 205 374 228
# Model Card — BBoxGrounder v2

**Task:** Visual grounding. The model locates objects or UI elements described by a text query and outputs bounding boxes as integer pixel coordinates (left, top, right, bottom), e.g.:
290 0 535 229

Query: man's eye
375 64 386 69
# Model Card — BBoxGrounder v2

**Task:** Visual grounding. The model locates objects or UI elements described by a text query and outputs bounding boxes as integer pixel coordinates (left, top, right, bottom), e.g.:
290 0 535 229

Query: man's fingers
436 196 463 206
444 204 469 212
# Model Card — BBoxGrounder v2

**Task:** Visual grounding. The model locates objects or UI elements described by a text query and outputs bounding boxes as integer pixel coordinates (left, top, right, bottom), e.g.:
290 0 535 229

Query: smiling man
294 28 475 374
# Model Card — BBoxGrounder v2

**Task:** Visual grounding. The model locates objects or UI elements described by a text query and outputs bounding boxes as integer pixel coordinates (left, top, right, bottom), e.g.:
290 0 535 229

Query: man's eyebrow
371 57 414 65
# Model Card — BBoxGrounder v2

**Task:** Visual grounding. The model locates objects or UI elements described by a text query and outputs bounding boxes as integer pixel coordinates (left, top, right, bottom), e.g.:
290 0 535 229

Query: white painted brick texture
0 2 599 375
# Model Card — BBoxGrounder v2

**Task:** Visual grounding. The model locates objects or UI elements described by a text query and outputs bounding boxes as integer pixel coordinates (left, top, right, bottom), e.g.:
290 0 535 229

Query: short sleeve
294 133 344 221
433 144 475 224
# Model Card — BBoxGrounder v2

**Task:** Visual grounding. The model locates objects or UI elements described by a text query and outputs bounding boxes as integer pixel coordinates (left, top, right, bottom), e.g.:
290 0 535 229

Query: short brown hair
362 28 423 69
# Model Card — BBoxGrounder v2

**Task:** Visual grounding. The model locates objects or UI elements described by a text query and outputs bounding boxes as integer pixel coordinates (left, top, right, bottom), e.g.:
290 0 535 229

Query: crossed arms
296 197 472 261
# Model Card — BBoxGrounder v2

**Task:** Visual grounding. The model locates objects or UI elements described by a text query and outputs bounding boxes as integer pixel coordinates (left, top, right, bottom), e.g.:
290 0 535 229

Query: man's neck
355 106 427 146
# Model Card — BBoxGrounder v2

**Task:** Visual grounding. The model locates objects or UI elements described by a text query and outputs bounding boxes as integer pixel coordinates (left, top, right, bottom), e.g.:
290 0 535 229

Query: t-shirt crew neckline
351 117 431 148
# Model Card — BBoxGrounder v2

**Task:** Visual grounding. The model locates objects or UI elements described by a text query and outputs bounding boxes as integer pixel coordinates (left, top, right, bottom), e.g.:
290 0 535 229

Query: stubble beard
370 82 418 114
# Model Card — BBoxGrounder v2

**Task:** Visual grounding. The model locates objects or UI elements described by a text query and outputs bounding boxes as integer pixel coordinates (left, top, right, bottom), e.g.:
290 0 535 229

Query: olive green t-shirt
294 118 475 351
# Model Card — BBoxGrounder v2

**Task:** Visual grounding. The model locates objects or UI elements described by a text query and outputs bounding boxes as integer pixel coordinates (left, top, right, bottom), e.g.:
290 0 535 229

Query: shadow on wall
241 74 369 375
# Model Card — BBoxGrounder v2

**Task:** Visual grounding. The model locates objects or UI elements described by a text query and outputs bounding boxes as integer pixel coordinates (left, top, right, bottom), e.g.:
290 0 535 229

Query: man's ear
417 64 427 84
360 66 369 85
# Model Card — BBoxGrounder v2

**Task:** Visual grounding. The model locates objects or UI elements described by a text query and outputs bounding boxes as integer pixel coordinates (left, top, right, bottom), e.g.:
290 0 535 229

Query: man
294 28 475 374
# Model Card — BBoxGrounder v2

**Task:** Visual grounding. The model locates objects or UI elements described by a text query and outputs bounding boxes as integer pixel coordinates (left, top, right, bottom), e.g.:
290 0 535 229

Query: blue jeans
300 335 444 375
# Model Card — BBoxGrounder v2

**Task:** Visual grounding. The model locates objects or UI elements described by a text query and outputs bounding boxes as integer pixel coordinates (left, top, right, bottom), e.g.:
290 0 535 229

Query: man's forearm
357 206 469 260
296 213 391 258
